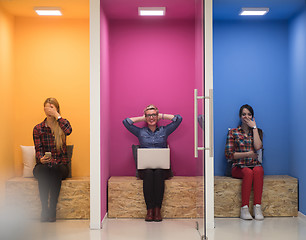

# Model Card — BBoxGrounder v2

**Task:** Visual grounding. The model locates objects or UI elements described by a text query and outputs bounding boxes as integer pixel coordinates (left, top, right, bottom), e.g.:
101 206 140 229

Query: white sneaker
253 204 264 220
240 205 253 220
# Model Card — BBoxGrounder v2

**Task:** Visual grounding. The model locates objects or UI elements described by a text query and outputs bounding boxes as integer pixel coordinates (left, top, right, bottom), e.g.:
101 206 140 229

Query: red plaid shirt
33 118 72 166
225 126 261 168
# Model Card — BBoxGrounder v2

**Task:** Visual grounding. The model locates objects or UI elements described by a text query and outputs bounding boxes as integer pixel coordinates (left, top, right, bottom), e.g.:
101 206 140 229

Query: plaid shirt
33 118 72 166
225 126 261 168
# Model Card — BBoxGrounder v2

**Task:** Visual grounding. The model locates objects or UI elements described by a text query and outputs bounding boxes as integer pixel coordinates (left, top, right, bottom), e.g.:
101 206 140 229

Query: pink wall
195 0 204 95
195 0 204 175
100 8 110 220
108 19 197 176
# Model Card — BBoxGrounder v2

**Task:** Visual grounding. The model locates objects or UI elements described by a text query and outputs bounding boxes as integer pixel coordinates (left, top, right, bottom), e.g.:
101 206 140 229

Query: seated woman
123 104 182 222
33 98 72 222
225 104 264 220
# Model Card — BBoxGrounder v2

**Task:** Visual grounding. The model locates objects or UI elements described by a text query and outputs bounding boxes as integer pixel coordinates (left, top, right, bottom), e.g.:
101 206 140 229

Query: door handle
194 89 213 158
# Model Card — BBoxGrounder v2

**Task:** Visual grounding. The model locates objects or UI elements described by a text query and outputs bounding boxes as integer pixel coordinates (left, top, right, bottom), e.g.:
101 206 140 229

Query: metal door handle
194 89 213 158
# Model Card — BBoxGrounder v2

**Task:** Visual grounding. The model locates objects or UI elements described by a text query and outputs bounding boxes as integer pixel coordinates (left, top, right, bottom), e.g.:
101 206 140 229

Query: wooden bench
5 177 90 219
108 175 298 218
215 175 298 217
108 176 200 218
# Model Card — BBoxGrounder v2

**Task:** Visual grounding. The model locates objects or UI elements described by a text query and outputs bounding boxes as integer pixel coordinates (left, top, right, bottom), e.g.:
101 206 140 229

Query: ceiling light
240 8 269 16
138 7 166 16
34 7 62 16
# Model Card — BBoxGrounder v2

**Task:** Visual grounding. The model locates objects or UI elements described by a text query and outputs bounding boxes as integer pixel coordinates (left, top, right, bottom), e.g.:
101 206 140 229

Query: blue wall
214 20 290 176
289 8 306 215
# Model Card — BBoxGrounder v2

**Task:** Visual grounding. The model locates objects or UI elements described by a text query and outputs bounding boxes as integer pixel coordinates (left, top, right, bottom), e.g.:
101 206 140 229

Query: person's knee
59 164 69 179
154 169 163 175
143 169 154 179
33 164 49 178
253 166 264 176
242 168 253 179
49 165 67 180
154 169 166 178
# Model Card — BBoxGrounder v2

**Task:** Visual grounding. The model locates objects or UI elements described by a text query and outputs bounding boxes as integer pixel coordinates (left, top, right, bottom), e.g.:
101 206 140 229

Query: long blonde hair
44 98 65 151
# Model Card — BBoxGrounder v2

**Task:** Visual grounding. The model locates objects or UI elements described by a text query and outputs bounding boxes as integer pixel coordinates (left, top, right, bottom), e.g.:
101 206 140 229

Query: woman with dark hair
225 104 264 220
123 104 182 222
33 98 72 222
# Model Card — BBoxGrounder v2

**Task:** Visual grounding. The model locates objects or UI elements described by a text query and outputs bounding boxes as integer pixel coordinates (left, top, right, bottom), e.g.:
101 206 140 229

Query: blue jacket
123 115 182 148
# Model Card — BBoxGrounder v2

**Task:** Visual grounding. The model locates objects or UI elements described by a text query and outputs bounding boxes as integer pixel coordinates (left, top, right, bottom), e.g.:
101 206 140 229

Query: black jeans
141 169 167 210
33 163 69 218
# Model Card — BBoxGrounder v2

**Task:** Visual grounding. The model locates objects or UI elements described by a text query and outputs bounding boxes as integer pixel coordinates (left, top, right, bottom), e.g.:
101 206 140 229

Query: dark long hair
239 104 254 118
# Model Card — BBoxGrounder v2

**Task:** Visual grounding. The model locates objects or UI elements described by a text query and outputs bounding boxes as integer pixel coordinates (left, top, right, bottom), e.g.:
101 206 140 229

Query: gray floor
2 215 306 240
209 216 306 240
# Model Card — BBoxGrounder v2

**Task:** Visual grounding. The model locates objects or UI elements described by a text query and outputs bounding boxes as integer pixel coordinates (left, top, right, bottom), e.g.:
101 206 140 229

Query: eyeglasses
145 114 158 118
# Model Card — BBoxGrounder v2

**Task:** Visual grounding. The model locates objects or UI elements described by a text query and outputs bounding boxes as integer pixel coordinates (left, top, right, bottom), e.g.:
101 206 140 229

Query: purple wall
100 8 110 220
108 19 197 176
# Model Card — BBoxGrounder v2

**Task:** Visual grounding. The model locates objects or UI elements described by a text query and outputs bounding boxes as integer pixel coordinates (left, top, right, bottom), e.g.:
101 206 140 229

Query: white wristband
253 126 257 129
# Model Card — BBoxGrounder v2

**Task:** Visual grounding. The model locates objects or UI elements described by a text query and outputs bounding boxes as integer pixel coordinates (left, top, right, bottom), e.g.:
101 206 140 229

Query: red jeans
231 166 264 207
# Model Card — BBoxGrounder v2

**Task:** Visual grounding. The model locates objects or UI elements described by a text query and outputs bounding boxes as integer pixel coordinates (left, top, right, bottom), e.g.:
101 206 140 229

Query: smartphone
45 152 51 158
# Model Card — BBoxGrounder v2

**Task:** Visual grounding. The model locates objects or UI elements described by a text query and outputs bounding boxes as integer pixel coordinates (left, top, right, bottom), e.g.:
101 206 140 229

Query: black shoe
40 215 49 222
49 209 56 222
40 208 49 222
48 217 56 222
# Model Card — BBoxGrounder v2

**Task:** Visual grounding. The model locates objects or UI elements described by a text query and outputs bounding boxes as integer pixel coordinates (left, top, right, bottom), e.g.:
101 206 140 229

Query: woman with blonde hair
33 98 72 222
123 104 182 222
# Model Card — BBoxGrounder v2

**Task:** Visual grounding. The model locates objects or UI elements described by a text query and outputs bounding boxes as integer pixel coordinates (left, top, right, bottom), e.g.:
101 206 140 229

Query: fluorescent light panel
138 7 165 16
240 8 269 16
34 7 62 16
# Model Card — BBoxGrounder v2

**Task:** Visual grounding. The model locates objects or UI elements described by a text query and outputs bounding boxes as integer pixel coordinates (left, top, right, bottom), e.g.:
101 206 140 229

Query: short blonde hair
144 104 159 114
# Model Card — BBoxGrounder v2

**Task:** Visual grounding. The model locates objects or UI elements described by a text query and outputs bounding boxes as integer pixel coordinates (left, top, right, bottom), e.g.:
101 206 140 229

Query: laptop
137 148 170 169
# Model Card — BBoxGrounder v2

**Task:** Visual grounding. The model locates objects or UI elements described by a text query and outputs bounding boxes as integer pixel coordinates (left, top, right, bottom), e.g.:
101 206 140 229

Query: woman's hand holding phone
40 152 52 164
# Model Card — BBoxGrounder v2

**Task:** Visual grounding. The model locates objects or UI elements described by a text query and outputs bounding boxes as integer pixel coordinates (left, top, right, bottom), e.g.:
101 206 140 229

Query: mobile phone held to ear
45 152 51 158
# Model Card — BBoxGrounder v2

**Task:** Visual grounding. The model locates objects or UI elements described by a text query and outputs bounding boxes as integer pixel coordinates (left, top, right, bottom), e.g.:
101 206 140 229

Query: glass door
194 0 214 239
194 0 205 237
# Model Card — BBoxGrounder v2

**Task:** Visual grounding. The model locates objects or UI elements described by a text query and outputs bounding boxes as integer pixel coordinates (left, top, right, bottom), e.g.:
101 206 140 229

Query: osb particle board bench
214 175 298 217
108 175 298 218
5 177 90 219
108 176 200 218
